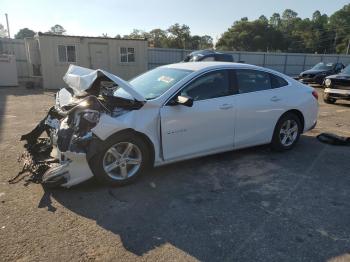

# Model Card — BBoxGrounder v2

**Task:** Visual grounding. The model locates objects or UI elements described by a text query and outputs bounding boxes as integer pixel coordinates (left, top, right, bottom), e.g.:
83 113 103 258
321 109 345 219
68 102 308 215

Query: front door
160 69 236 161
89 43 109 70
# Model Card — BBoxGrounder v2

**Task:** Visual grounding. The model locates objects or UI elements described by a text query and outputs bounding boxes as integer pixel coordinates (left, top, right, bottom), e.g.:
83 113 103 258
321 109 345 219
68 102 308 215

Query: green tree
282 9 298 21
14 28 35 39
47 24 66 35
0 24 8 38
329 4 350 53
167 23 191 49
269 13 281 28
200 35 214 49
149 29 168 47
216 18 283 51
126 29 150 39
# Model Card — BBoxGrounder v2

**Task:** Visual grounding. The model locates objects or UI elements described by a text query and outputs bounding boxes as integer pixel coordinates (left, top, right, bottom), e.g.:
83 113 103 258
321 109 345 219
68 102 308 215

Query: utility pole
347 38 350 55
333 31 338 54
5 13 10 38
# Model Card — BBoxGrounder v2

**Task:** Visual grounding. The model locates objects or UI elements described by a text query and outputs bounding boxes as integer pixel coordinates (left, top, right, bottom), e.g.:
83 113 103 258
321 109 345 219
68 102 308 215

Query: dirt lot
0 86 349 262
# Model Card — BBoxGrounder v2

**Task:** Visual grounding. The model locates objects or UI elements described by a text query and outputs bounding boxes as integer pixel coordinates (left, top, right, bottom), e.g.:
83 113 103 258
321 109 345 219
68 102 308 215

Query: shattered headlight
81 110 100 124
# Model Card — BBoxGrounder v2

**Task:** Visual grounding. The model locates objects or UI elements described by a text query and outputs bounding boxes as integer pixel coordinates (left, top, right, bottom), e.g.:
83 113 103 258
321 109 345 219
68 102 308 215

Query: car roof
161 62 259 71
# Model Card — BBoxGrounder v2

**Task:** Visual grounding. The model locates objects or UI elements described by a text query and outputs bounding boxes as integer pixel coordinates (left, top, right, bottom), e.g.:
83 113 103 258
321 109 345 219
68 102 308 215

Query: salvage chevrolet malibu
21 62 318 188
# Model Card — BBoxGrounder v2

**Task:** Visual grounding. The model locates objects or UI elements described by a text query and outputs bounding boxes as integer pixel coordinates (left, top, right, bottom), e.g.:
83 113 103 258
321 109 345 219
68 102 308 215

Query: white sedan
22 62 318 187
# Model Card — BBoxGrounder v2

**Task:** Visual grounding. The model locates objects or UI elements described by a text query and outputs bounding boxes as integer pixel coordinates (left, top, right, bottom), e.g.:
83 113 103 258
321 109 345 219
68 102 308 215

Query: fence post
283 54 288 74
263 53 266 67
302 54 307 71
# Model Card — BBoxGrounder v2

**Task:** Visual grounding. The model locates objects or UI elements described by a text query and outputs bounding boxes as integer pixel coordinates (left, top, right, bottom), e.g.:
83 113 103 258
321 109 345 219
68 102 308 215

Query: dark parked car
298 62 345 85
183 50 234 62
323 64 350 104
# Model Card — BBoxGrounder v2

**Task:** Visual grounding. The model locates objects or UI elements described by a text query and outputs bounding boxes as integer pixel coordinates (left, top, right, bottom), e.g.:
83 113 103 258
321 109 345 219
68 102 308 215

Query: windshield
123 67 193 100
341 65 350 75
312 62 334 71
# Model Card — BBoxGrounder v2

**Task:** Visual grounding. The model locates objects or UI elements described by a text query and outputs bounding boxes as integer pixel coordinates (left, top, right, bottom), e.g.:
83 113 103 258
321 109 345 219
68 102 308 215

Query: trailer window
58 45 76 63
120 47 135 63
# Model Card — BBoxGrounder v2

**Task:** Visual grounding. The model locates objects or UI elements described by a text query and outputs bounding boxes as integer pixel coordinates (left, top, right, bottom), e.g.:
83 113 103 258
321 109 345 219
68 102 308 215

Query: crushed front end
17 65 145 188
19 95 104 187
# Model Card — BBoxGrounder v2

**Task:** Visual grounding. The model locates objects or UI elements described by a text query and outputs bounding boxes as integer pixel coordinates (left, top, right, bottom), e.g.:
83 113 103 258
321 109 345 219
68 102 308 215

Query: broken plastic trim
316 133 350 146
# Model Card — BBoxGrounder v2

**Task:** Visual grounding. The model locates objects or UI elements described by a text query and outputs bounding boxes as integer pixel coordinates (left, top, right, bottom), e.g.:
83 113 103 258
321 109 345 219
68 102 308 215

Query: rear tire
271 113 302 151
89 133 151 186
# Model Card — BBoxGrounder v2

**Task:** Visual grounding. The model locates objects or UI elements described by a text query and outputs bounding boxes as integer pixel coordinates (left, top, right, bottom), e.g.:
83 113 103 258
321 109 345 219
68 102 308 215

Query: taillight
312 90 318 100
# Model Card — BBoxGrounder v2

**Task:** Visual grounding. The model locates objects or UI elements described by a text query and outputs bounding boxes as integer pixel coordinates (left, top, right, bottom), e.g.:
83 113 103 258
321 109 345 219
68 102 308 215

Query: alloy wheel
279 119 298 147
102 142 142 180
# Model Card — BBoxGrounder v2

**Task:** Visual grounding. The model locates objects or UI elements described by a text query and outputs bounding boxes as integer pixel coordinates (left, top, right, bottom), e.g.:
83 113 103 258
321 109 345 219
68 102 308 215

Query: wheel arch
87 128 155 167
273 109 305 138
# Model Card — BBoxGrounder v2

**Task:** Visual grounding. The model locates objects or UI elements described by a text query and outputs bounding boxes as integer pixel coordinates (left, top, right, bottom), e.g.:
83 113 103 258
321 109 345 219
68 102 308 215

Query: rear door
233 69 289 149
160 69 236 161
89 43 110 70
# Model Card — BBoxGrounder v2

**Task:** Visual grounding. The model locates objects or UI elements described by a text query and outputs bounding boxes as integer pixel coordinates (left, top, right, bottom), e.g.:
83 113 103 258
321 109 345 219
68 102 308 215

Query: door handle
219 104 233 110
270 96 281 102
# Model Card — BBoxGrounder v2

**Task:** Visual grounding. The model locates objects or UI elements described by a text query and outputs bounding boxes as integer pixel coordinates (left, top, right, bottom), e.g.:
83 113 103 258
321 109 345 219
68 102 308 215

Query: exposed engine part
20 107 63 144
57 127 74 152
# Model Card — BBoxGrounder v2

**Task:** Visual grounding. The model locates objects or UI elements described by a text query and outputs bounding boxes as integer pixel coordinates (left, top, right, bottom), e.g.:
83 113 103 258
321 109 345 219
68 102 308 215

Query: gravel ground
0 86 349 262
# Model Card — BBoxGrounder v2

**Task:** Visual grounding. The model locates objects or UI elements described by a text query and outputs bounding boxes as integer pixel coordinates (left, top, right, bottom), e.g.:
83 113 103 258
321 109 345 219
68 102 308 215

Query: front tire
89 133 150 186
323 93 336 104
271 113 302 151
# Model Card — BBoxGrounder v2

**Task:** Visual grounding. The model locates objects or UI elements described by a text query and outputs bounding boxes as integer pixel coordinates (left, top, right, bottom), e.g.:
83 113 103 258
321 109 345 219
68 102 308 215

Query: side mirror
169 95 194 107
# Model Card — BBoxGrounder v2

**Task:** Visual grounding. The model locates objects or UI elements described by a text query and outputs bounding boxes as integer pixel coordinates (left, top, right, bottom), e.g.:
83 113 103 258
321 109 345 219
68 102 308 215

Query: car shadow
40 134 348 261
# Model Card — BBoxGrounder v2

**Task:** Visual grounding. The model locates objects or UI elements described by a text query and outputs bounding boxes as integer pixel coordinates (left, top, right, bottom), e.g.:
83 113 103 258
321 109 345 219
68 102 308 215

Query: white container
0 54 18 86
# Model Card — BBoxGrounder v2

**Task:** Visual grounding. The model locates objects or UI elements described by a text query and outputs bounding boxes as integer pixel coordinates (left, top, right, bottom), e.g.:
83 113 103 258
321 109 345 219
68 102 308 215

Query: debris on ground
9 138 57 185
317 133 350 146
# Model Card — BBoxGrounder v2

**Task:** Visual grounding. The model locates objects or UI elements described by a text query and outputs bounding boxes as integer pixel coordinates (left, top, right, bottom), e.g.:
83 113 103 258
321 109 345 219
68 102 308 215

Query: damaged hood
63 65 146 102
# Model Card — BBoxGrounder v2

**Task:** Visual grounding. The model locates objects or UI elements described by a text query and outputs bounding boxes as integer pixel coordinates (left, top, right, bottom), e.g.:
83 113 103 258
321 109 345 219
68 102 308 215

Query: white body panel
160 95 236 161
54 62 318 187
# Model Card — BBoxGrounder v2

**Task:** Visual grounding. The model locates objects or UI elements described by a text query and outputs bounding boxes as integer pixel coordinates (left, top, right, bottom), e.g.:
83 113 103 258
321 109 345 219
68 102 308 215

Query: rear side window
270 74 288 88
236 69 271 94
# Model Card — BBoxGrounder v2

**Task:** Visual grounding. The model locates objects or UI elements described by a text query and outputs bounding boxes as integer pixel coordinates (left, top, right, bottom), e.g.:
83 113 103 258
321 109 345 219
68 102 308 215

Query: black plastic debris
316 133 350 146
9 138 57 185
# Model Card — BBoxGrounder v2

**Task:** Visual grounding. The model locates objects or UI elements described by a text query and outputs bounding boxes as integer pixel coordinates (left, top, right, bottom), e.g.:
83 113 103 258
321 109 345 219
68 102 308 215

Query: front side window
236 69 271 94
58 45 76 62
180 70 231 101
120 47 135 63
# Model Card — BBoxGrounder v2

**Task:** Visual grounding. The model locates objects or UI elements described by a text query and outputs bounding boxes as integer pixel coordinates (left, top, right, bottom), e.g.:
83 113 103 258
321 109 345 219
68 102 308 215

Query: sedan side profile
299 62 344 85
21 62 318 188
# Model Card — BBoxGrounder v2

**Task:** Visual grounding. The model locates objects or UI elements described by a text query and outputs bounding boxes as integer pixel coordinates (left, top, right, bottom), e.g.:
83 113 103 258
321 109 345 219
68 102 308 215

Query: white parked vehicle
21 62 318 188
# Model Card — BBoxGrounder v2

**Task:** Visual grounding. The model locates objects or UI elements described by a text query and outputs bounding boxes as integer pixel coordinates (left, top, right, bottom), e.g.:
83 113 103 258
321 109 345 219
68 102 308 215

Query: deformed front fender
90 110 161 164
